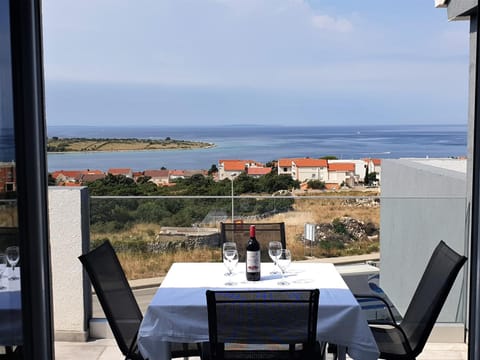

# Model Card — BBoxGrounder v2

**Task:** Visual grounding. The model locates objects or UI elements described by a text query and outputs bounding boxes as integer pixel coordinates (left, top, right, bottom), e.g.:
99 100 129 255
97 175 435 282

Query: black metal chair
202 289 323 360
78 240 200 360
220 222 286 262
355 240 467 360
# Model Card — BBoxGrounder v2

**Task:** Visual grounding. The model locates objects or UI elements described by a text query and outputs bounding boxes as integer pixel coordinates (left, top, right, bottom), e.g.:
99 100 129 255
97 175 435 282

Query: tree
320 155 338 160
208 164 218 175
258 173 299 193
265 160 278 170
367 171 377 184
364 165 369 185
307 180 325 190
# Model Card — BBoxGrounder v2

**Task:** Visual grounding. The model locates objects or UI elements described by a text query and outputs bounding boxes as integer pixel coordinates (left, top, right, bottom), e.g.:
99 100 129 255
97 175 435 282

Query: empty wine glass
277 249 291 285
222 242 237 275
6 246 19 280
268 241 282 274
223 242 236 253
0 254 7 290
223 249 238 285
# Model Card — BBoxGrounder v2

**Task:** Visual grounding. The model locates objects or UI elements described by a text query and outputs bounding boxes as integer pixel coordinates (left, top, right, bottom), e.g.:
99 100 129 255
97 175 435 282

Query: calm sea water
46 124 467 172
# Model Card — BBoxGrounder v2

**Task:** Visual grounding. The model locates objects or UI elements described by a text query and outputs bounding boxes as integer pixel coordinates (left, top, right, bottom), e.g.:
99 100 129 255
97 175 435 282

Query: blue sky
42 1 469 127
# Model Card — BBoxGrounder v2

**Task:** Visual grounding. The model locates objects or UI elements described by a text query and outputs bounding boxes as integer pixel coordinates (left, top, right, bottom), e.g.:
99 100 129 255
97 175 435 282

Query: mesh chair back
220 222 286 262
206 289 319 359
401 240 466 356
78 241 143 357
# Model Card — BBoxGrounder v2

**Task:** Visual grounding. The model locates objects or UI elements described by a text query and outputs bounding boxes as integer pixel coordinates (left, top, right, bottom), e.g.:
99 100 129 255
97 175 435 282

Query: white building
291 158 328 182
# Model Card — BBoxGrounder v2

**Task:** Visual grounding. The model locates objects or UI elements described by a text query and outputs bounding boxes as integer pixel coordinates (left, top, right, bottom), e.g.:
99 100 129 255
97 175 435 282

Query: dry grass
92 194 380 280
269 197 379 253
117 248 222 279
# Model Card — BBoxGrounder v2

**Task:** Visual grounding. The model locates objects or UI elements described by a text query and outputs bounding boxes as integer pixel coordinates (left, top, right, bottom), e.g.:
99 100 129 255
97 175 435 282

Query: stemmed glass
223 248 238 285
6 246 19 280
0 254 7 289
222 242 237 275
268 241 282 274
277 249 291 285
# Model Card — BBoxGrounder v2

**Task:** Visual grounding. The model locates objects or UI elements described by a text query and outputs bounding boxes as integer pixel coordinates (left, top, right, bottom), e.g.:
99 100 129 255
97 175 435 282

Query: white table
138 262 379 360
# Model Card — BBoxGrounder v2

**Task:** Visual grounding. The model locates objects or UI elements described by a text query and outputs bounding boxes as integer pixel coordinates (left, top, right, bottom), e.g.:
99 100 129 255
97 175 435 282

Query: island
47 137 214 152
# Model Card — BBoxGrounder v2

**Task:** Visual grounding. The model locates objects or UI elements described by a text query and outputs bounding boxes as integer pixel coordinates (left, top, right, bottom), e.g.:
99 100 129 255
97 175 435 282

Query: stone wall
152 227 220 251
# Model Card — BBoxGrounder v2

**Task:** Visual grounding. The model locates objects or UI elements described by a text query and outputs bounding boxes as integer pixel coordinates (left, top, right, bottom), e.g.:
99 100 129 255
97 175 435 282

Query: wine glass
277 249 291 285
223 249 238 285
268 241 282 274
222 242 237 275
0 254 7 290
6 246 19 280
223 242 236 253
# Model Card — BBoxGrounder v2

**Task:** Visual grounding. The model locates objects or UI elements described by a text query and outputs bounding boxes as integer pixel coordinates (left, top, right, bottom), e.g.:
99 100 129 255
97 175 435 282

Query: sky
41 0 470 127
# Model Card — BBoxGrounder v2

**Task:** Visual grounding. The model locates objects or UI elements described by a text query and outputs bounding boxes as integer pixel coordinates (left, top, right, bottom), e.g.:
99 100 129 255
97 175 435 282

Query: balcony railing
89 194 380 278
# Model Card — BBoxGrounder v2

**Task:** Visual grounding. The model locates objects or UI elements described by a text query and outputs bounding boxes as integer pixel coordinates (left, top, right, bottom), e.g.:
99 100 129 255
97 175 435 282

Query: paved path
54 339 467 360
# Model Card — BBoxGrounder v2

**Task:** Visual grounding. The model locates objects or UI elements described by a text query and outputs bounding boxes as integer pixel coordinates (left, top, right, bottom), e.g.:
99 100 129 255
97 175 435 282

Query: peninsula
47 137 214 152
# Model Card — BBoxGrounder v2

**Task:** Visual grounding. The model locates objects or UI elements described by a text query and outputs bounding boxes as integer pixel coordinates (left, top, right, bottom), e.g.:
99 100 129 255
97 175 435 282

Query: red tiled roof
84 169 103 175
363 158 381 166
247 167 272 176
108 168 132 175
293 159 328 167
81 173 106 183
220 159 263 169
185 169 208 176
51 170 84 179
328 163 355 172
223 161 247 172
169 170 185 176
278 158 305 167
144 169 169 178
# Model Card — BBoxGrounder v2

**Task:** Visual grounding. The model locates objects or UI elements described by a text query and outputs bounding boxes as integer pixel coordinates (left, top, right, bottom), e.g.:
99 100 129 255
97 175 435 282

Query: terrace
8 157 460 359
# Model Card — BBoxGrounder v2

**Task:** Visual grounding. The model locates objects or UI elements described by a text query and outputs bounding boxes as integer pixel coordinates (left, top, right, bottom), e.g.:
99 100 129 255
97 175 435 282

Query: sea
44 124 467 172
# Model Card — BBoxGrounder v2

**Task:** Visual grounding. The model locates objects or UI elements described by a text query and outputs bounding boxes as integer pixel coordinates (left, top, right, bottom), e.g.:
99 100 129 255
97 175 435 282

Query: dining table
137 262 379 360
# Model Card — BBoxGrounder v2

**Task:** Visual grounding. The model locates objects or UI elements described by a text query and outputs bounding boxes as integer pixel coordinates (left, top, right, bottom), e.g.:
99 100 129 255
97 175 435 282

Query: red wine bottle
246 225 261 281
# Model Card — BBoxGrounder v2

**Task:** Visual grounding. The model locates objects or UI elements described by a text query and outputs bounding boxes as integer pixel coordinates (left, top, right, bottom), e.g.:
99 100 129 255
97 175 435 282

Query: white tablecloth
138 262 379 360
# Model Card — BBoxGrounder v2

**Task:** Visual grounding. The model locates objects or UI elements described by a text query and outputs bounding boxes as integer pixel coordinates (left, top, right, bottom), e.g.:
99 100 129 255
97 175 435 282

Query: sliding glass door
1 0 53 358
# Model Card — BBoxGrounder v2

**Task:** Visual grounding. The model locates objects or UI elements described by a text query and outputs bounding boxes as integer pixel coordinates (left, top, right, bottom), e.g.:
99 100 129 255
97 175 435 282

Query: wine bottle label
246 251 261 273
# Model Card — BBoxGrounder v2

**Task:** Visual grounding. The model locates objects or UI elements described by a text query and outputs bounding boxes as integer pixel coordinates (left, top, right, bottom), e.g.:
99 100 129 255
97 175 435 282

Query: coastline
46 124 467 172
47 142 216 154
47 136 215 154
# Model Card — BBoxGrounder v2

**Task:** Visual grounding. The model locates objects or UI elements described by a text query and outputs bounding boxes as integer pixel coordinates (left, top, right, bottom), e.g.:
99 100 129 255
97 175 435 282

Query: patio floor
54 339 468 360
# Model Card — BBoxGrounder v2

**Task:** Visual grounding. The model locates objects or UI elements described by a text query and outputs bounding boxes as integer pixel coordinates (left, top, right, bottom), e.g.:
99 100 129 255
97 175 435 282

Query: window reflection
0 0 22 356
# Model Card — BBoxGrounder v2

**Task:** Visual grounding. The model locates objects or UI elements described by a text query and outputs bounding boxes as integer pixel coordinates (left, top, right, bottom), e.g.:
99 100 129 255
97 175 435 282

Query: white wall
380 159 467 323
296 167 328 182
329 159 366 179
49 186 91 341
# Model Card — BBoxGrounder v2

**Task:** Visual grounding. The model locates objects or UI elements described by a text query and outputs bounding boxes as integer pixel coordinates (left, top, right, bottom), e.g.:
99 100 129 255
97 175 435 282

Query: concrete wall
49 186 91 341
380 159 468 324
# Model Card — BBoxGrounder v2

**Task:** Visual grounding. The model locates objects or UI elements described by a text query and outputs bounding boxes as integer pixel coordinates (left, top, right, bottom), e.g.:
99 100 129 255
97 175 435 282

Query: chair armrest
354 293 398 324
367 321 414 355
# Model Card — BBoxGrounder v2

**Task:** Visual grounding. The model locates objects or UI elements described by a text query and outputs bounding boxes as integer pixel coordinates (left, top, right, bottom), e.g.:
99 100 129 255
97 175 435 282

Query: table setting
0 246 22 347
137 244 379 360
